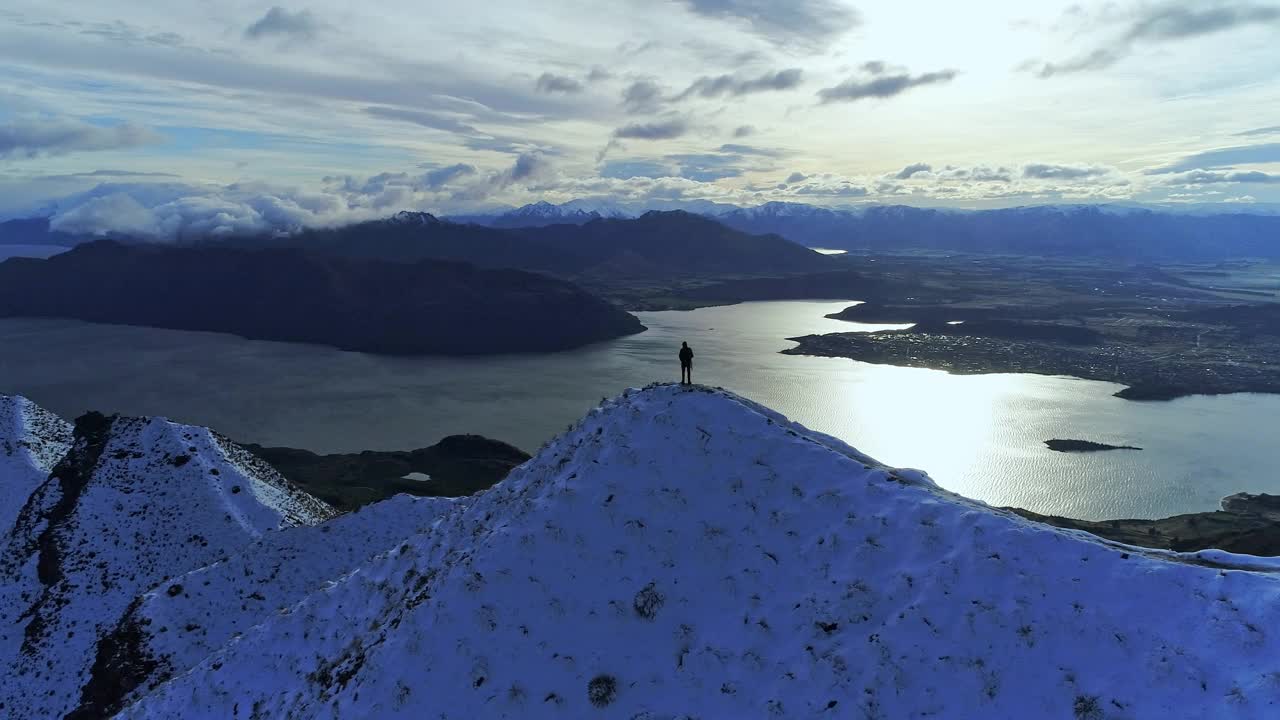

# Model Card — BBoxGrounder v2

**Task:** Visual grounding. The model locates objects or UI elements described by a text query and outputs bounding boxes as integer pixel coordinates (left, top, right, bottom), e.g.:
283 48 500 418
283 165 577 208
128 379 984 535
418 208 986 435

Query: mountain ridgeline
7 201 1280 263
278 209 835 279
711 202 1280 260
0 241 645 354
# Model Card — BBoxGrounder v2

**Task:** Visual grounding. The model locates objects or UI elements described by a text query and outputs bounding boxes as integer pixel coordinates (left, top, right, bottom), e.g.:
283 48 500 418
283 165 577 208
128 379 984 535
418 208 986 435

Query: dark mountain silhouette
244 434 531 511
277 210 833 279
0 240 645 354
715 203 1280 261
0 217 91 247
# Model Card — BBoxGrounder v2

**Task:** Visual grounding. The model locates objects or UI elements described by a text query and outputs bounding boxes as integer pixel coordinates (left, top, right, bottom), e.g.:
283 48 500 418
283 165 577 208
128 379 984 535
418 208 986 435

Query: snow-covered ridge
112 494 466 708
0 395 72 533
0 409 337 719
122 385 1280 719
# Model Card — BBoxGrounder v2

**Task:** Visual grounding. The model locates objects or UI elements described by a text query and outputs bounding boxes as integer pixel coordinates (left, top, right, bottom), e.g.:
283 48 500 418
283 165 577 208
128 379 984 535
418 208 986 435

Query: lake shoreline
1008 493 1280 556
782 331 1280 402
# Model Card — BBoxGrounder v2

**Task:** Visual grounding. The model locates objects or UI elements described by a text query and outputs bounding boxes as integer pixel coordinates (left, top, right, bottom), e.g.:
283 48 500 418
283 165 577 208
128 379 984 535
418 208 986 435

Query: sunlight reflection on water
1 300 1277 520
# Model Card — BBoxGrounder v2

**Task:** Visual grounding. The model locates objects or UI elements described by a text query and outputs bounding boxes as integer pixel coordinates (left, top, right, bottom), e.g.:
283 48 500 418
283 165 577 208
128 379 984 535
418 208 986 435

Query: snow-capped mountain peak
387 210 443 226
121 385 1280 718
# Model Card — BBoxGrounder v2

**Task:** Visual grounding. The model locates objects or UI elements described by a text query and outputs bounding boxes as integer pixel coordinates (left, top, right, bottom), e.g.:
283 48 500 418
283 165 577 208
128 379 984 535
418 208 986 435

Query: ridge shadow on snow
115 384 1280 719
0 406 336 719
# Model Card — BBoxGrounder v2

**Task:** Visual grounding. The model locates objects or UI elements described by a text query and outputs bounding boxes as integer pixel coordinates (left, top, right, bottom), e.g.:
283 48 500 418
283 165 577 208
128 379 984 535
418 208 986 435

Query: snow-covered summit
123 385 1280 719
0 409 336 719
386 210 444 226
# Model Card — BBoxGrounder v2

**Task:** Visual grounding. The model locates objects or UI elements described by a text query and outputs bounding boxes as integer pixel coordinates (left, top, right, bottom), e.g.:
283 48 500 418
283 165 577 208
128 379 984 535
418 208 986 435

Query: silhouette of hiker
679 341 694 385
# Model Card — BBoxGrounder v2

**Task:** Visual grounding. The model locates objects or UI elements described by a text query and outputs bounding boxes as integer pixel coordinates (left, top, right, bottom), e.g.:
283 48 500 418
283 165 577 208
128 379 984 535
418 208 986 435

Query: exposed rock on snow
0 395 72 533
0 410 336 719
112 494 466 710
120 385 1280 719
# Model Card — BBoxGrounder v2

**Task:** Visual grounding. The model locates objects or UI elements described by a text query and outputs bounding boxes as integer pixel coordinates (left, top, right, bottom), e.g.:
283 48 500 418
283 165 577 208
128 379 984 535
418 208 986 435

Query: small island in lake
1045 439 1142 452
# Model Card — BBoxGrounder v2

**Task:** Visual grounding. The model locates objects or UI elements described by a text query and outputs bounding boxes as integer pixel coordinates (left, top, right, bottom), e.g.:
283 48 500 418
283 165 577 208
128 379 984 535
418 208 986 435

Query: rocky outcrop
243 434 530 511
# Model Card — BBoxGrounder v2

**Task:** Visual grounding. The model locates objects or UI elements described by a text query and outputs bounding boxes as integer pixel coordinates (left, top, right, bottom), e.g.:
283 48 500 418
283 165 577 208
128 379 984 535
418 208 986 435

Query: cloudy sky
2 0 1278 235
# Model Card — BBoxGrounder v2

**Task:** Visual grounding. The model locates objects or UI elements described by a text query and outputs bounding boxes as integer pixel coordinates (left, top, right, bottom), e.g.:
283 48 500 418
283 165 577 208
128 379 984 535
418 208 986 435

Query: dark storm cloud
1022 163 1109 179
785 172 807 183
733 125 756 138
675 68 803 100
672 0 862 51
244 7 325 41
1031 2 1280 77
894 162 932 179
0 118 162 159
587 66 613 82
621 79 665 114
1148 142 1280 173
613 117 689 140
817 70 958 104
535 72 584 94
362 106 480 135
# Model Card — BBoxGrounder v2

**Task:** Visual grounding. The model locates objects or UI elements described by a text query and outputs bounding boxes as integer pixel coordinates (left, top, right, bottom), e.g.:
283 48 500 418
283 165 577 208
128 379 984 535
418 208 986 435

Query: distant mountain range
0 241 645 354
711 202 1280 260
7 200 1280 264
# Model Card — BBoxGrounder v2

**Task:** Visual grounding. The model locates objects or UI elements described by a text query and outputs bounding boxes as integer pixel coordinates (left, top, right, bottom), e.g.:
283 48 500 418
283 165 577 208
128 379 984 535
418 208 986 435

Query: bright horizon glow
1 0 1278 233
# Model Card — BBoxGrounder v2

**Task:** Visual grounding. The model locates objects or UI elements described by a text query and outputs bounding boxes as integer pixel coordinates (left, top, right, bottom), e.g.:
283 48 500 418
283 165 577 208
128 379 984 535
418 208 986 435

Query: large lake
2 300 1276 521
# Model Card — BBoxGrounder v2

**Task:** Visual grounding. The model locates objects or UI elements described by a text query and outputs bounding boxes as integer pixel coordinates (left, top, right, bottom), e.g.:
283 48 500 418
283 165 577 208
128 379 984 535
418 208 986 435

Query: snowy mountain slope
0 395 72 533
0 410 336 720
122 385 1280 719
106 494 467 712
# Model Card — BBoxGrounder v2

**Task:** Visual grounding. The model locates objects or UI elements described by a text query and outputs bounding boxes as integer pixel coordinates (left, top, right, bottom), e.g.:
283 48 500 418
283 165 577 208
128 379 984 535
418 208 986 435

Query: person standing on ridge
679 341 694 385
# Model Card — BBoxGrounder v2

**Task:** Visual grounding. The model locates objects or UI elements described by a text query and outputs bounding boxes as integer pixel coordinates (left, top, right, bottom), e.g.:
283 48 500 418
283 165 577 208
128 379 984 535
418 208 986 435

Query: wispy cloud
1236 125 1280 137
1172 169 1280 184
0 118 163 159
613 118 689 140
675 69 803 100
362 106 480 135
1148 142 1280 173
1030 1 1280 77
671 0 861 51
818 69 957 104
1022 163 1110 179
